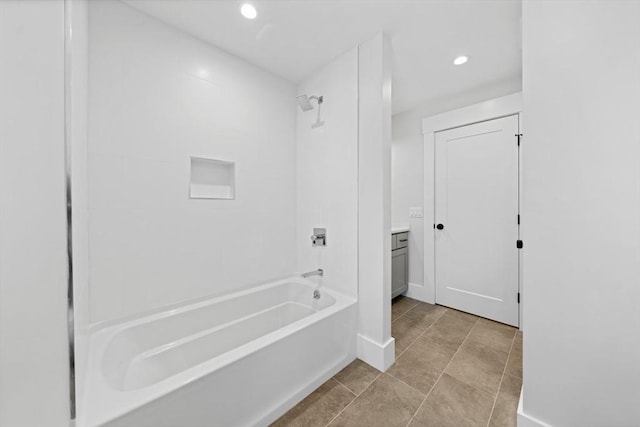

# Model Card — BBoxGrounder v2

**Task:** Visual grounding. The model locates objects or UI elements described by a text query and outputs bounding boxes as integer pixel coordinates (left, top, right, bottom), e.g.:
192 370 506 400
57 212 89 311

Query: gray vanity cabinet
391 232 409 298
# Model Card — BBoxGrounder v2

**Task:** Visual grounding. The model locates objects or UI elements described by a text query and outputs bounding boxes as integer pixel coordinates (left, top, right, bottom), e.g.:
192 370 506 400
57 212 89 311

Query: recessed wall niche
189 157 235 199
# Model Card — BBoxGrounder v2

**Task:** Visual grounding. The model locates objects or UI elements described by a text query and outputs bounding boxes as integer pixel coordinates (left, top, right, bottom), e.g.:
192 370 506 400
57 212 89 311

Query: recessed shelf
190 157 235 200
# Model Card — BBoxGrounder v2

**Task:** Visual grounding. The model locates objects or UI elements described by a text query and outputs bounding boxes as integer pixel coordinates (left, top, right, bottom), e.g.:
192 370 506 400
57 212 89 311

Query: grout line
394 306 449 359
326 299 445 425
324 371 383 427
323 298 434 426
485 329 518 427
331 376 359 398
404 316 480 427
291 299 468 427
505 331 523 378
386 304 452 395
330 377 358 398
383 370 428 397
415 307 449 341
391 299 420 324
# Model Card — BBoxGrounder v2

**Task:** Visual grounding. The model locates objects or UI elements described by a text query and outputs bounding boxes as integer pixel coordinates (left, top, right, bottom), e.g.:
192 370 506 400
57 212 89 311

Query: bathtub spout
302 269 323 278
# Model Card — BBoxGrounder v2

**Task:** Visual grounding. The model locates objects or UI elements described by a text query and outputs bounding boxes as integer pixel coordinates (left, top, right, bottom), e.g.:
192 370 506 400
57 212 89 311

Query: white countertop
391 226 410 234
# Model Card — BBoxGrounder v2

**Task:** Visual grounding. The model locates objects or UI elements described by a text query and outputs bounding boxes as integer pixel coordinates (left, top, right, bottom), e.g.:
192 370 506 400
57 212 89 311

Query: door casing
408 93 524 330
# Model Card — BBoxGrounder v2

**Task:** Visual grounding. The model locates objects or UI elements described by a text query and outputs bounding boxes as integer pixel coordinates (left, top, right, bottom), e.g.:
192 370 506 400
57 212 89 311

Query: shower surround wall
88 0 297 323
297 34 394 371
296 48 359 299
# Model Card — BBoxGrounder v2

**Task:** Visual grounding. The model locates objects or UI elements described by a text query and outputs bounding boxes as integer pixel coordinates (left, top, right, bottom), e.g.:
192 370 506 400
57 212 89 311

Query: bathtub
79 277 357 427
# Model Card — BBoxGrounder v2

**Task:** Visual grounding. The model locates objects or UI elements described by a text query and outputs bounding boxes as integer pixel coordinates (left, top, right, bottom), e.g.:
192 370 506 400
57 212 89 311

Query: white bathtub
79 277 357 427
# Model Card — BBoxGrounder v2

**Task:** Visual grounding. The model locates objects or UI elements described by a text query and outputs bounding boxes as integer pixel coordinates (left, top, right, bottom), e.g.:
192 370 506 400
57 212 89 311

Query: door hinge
516 133 523 146
516 240 523 249
517 292 520 304
517 214 520 225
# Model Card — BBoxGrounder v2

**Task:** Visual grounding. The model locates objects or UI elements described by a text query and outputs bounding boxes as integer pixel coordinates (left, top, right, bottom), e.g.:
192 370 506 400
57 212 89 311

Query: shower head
297 95 313 112
296 94 323 112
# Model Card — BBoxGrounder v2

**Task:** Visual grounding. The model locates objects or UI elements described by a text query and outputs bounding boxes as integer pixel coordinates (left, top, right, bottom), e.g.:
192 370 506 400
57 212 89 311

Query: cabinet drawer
395 232 408 249
391 234 397 250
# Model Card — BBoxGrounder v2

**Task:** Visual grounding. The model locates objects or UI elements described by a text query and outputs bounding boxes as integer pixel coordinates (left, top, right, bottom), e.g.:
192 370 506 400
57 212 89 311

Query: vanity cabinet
392 231 409 298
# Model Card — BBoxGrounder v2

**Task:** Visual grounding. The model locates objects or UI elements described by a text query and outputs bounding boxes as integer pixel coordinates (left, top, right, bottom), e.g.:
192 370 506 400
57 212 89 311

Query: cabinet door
392 248 408 298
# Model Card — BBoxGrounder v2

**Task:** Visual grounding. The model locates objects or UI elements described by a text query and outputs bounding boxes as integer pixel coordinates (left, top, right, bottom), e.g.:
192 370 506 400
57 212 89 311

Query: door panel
435 115 519 326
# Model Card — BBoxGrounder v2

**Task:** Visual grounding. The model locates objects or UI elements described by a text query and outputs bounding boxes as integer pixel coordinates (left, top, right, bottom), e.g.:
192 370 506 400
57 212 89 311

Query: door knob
436 224 444 230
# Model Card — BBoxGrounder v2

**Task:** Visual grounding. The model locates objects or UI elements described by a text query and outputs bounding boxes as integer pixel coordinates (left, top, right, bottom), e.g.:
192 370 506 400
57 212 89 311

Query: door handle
436 224 444 230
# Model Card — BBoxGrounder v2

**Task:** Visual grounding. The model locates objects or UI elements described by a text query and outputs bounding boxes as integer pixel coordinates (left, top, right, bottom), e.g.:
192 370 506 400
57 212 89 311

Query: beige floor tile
278 322 523 427
422 312 477 352
513 331 523 355
467 318 517 353
442 308 480 324
445 339 508 396
409 373 494 427
505 333 522 379
489 394 518 427
489 374 522 427
392 296 419 321
271 378 355 427
499 374 522 400
329 373 424 427
392 315 431 355
403 302 448 326
333 359 380 395
388 336 456 394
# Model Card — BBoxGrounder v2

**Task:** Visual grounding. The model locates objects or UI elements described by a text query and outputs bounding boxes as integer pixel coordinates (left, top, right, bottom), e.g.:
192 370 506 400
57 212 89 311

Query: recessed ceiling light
453 56 468 65
240 3 257 20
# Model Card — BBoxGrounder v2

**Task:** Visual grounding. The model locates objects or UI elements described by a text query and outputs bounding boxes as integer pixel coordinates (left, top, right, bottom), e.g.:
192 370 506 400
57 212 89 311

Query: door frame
434 114 520 326
408 92 523 329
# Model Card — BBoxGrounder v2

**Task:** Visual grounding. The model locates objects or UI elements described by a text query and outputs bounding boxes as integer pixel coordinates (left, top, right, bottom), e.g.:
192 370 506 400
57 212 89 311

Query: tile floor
272 296 522 427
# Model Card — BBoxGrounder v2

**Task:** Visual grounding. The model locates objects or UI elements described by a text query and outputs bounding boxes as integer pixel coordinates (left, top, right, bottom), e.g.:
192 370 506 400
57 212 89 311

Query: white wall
0 1 71 425
520 1 640 426
296 49 358 298
357 33 395 371
68 0 91 411
391 80 522 289
88 0 298 323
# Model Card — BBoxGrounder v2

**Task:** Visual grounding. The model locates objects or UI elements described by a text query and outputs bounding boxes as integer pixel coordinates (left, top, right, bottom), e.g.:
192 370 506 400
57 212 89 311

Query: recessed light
240 3 257 20
453 56 468 65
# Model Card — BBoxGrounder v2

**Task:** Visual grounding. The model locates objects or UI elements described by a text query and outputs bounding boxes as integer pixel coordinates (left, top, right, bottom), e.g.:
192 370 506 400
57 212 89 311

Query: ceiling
123 0 522 114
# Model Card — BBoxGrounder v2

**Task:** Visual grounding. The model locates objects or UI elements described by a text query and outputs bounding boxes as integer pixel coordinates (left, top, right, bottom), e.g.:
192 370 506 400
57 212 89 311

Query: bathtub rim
79 277 356 427
88 274 322 332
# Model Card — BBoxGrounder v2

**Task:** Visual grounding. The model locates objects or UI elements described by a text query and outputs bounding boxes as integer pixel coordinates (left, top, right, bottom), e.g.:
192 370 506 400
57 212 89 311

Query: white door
434 115 519 326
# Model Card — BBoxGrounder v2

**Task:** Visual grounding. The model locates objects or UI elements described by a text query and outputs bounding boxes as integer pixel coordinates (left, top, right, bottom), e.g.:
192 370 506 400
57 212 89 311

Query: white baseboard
356 334 395 371
517 390 552 427
404 282 434 304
